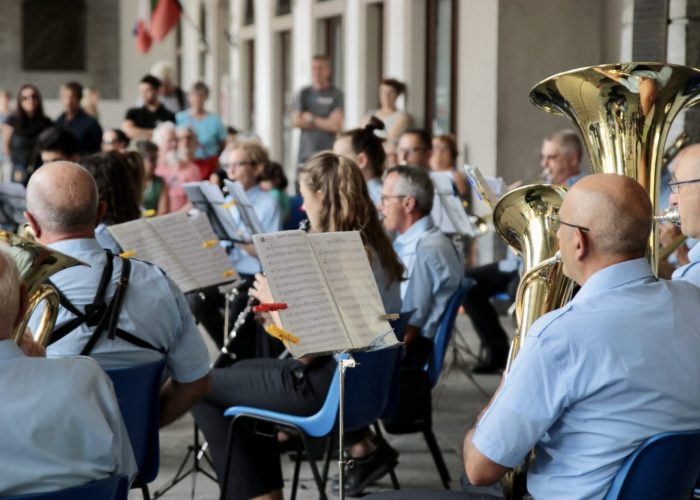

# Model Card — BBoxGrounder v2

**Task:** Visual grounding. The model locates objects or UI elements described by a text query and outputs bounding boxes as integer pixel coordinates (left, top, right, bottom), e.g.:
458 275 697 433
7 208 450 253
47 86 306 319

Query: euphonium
0 230 85 346
530 62 700 276
492 184 576 500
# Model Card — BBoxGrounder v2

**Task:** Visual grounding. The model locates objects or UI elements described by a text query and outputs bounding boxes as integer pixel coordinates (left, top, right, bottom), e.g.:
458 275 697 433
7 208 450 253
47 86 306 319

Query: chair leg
299 433 328 500
141 484 151 500
423 427 451 489
321 434 333 489
373 423 401 490
290 439 303 500
219 418 237 500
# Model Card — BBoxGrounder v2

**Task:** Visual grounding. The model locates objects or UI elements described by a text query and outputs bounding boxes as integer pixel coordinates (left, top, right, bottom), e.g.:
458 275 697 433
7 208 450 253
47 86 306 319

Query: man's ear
356 151 368 170
403 195 417 214
95 201 107 227
24 212 41 240
574 228 589 261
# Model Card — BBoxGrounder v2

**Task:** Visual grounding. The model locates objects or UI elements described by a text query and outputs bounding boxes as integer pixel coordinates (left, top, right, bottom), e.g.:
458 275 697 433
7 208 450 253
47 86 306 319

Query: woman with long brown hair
192 151 403 500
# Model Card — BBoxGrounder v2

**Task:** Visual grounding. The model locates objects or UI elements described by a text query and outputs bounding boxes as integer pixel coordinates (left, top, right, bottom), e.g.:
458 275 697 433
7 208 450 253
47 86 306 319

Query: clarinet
213 295 258 368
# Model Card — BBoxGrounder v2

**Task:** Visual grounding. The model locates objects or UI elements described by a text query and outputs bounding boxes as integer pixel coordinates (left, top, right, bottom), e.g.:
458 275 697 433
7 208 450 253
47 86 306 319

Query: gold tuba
0 230 85 346
529 62 700 276
492 184 576 499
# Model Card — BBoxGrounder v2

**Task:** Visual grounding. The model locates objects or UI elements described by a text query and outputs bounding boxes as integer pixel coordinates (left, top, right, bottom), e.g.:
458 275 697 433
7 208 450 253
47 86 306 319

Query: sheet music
464 164 502 209
223 179 264 235
429 173 477 236
147 212 238 290
185 182 242 241
108 219 198 292
253 230 351 357
308 232 397 349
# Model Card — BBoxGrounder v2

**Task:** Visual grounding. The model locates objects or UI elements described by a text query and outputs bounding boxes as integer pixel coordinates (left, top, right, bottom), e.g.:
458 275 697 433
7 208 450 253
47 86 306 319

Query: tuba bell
492 184 576 499
0 230 85 346
529 62 700 276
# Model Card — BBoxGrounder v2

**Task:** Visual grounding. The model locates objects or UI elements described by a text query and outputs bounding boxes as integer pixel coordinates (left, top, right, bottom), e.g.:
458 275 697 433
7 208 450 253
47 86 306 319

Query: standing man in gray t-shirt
291 55 344 164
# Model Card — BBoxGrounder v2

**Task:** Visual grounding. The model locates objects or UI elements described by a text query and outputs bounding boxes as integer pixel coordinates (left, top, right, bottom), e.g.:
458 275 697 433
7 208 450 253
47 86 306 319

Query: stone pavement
132 313 512 499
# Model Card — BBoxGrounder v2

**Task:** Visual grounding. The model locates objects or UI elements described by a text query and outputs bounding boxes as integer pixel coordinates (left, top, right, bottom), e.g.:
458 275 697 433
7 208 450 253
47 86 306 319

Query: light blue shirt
226 185 281 275
0 341 137 495
367 178 382 207
672 242 700 285
175 111 227 159
369 247 401 315
473 258 700 500
95 223 121 254
34 238 210 383
394 216 463 339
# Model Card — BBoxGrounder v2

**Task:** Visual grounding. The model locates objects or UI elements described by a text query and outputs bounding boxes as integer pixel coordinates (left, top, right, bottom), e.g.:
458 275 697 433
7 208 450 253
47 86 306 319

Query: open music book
223 179 264 236
183 181 241 242
253 230 399 358
429 172 479 236
108 212 238 293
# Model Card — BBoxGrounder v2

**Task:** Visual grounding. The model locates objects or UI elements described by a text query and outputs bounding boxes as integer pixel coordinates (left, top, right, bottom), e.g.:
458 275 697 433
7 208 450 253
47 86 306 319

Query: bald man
462 174 700 499
25 161 211 427
0 245 136 494
669 143 700 284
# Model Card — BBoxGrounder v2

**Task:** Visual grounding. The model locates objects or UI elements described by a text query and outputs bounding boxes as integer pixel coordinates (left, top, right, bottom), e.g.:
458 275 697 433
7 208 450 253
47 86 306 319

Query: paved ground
133 313 513 499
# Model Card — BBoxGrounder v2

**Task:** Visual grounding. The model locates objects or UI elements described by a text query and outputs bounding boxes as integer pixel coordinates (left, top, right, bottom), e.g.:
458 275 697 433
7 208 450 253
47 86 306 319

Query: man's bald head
26 161 99 236
562 174 652 258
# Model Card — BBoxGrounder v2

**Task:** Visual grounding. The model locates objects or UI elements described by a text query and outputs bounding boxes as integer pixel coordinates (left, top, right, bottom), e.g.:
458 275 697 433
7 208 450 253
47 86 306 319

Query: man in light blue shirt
464 174 700 499
669 143 700 285
379 165 463 364
25 161 211 428
0 246 137 495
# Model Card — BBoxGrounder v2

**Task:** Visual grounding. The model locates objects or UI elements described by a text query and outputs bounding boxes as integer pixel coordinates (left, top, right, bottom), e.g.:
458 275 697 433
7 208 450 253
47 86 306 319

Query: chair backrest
343 315 410 431
425 278 472 388
106 360 166 484
603 429 700 500
2 474 129 500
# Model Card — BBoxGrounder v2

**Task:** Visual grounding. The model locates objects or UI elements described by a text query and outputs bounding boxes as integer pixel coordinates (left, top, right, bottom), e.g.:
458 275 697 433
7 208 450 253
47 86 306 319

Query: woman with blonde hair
192 151 403 500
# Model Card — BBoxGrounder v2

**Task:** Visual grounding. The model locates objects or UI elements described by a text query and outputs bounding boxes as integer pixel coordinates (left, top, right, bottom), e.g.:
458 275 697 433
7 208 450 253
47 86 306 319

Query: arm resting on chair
159 373 212 427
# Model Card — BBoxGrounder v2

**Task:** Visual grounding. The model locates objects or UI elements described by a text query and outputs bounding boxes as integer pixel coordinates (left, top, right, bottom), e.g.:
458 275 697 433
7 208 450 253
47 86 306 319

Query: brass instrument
662 132 690 170
492 185 575 499
655 208 687 260
530 62 700 276
0 230 85 346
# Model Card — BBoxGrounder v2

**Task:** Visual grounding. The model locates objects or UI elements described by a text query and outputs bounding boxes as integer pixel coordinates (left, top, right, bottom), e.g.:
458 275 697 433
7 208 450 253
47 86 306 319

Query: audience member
155 125 202 212
291 55 344 164
176 81 227 179
137 139 169 215
396 129 432 169
123 75 176 140
101 128 130 152
364 78 410 163
429 134 469 198
37 126 80 164
81 86 100 119
150 60 188 114
55 81 102 155
2 84 53 184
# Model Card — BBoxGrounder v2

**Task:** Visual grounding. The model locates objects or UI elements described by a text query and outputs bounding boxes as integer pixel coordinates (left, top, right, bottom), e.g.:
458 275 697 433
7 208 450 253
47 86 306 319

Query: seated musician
193 141 281 354
25 161 211 427
191 152 403 500
0 246 137 495
669 143 700 284
464 174 700 499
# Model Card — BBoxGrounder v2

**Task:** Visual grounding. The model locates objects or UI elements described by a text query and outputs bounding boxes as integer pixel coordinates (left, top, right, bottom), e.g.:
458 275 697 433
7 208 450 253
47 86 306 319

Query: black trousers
191 356 336 500
463 263 517 364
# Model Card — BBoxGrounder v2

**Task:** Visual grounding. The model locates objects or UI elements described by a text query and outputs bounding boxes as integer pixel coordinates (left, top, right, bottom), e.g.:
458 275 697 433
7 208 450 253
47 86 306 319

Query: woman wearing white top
363 79 410 165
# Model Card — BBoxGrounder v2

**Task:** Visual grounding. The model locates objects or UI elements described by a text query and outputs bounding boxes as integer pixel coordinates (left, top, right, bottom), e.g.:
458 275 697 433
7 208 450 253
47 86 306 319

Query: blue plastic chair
381 280 471 490
221 317 407 500
603 429 700 500
2 474 129 500
106 360 166 500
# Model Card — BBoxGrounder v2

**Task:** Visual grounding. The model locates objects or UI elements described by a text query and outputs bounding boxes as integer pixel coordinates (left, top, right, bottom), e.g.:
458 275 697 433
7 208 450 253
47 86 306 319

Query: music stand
183 182 240 244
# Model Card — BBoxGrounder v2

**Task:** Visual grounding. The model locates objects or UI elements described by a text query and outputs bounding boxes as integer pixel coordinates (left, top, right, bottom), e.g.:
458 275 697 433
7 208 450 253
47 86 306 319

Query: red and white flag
151 0 181 42
134 0 152 53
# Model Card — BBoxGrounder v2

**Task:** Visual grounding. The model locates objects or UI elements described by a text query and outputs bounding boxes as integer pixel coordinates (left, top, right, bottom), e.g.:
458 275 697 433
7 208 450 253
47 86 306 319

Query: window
244 0 255 25
320 16 343 89
276 0 292 16
22 0 86 71
425 0 457 134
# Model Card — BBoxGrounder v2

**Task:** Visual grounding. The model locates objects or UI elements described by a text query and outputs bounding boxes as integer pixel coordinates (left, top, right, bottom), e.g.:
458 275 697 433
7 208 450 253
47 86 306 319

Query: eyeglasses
20 94 38 102
669 177 700 194
547 213 590 233
225 161 253 169
379 194 407 204
397 147 427 155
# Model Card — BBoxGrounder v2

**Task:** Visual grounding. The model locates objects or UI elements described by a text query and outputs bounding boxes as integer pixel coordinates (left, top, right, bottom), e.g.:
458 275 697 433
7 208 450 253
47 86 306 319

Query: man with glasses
396 129 432 168
669 143 700 284
462 173 700 499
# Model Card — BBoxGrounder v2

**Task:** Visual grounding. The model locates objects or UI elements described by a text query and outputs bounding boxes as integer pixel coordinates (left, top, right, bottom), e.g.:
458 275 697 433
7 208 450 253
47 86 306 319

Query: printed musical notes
109 212 238 293
254 230 398 358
